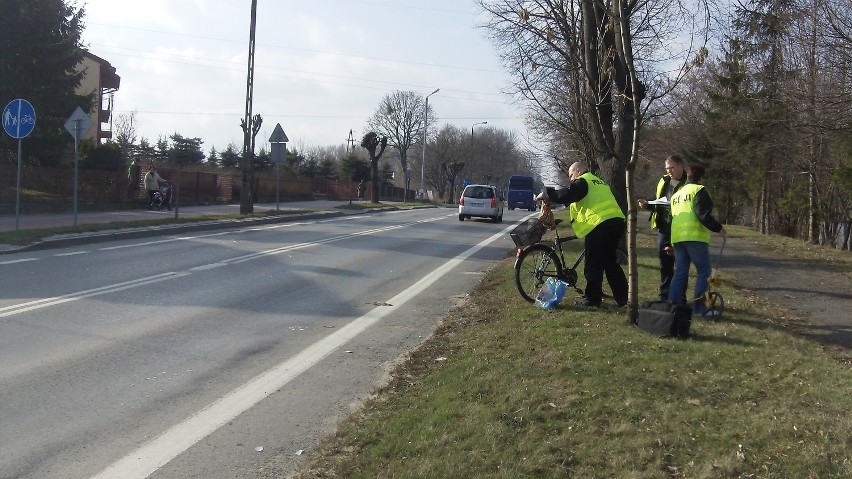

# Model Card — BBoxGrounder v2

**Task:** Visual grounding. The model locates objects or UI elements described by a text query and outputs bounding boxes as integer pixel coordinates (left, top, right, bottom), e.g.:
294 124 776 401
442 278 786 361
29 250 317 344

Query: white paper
647 197 669 206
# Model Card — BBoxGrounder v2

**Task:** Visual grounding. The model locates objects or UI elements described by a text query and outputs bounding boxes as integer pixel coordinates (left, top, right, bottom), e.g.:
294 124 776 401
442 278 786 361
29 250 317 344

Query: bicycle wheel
514 244 563 303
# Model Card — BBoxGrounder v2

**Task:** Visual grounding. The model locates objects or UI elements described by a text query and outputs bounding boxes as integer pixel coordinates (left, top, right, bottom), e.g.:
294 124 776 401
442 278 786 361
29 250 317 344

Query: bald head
569 162 588 180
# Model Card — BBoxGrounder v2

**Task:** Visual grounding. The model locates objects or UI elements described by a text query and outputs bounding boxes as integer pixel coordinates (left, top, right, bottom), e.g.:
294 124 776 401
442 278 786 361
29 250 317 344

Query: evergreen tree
733 0 799 234
696 38 756 224
155 137 170 163
136 138 156 165
168 134 204 165
0 0 93 166
317 158 336 179
339 154 369 182
207 147 219 167
253 147 271 172
219 144 241 169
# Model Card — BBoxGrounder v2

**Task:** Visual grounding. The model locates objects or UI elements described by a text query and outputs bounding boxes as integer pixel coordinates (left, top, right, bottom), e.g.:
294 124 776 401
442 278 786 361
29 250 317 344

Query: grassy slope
291 221 852 479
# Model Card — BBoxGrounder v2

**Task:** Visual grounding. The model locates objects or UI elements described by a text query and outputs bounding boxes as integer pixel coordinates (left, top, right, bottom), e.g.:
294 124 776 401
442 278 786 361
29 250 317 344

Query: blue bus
507 175 536 211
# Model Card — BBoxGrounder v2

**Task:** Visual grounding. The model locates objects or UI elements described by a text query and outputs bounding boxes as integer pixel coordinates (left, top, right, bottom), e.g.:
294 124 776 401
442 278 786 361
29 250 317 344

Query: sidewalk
0 200 406 253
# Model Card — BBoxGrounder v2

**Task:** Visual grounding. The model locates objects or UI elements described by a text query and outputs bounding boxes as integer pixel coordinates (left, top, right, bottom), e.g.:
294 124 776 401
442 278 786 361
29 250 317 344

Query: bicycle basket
510 218 546 248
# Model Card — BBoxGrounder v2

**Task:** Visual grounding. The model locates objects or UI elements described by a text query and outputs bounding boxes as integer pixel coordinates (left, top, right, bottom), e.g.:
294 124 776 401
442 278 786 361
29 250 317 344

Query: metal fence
0 164 413 214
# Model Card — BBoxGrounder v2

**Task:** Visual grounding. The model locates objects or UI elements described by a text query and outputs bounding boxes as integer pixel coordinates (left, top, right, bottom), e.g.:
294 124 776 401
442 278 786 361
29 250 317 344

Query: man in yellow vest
638 155 688 300
543 162 628 308
668 163 727 316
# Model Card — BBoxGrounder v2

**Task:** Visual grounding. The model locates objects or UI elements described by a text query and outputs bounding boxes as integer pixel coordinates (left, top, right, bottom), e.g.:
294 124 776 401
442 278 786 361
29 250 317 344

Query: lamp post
421 88 440 198
470 121 487 166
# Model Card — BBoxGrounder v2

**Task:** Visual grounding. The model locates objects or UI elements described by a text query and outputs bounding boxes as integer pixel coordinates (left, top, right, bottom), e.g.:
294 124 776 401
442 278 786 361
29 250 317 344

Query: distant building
75 52 121 143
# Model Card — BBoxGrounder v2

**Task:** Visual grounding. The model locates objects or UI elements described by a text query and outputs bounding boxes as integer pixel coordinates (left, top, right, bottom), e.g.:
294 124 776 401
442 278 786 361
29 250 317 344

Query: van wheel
458 214 465 221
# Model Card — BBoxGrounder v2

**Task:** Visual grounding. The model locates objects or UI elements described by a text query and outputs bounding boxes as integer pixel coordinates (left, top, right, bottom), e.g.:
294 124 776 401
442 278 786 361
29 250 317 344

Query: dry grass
290 226 852 479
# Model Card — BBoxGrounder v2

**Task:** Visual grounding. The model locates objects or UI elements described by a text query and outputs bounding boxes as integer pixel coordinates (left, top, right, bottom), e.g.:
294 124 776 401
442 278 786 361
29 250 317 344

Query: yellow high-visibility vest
670 183 711 244
569 172 624 237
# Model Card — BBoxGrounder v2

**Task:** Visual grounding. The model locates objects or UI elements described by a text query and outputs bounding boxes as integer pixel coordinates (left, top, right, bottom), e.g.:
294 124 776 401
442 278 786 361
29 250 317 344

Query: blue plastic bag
535 277 568 309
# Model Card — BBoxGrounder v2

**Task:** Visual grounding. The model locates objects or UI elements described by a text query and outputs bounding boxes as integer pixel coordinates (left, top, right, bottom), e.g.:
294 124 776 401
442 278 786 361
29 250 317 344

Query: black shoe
576 299 600 308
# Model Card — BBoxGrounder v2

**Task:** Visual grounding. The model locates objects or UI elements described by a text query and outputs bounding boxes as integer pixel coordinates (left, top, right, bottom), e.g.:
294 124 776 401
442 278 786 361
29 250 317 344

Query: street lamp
470 121 487 166
421 88 440 198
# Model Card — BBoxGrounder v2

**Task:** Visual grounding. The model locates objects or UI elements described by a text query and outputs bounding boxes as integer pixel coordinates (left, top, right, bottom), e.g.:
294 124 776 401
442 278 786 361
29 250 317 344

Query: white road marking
91 221 517 479
0 213 456 320
55 251 90 256
189 263 227 271
0 257 38 265
0 273 189 318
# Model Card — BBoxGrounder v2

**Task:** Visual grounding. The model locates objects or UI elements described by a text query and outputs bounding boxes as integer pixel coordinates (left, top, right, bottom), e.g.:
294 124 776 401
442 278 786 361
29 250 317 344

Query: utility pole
346 129 356 154
240 0 258 214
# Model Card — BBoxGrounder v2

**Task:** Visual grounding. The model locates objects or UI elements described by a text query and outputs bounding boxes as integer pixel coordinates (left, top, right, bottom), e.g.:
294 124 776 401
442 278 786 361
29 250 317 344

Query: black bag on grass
632 300 692 338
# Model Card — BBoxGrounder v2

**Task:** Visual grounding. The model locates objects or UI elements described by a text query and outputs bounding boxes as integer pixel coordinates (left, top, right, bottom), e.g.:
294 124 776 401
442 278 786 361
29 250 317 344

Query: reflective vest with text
670 183 711 244
569 172 624 238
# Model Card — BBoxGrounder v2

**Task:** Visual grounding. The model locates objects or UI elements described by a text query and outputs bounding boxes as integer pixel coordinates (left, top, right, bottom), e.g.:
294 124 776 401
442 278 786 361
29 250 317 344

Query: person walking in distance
144 165 167 210
668 163 727 317
638 155 688 300
542 162 628 308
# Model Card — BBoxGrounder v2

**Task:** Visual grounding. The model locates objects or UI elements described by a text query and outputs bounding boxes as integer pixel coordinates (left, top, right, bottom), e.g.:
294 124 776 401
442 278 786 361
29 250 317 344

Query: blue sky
81 0 529 154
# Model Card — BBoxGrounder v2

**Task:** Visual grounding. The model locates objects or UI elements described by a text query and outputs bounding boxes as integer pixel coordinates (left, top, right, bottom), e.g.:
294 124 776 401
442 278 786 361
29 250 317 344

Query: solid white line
55 251 90 256
90 221 517 479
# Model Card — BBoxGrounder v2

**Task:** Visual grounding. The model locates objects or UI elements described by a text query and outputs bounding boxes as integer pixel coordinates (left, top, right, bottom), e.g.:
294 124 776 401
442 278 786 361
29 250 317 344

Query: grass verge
290 223 852 478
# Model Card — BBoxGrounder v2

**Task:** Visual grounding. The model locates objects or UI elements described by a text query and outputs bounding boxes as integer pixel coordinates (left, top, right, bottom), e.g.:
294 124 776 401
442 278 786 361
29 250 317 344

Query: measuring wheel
703 291 724 321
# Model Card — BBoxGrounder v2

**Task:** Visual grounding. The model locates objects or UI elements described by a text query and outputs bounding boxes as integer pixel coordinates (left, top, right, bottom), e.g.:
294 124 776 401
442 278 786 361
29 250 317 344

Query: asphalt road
0 206 533 479
0 201 366 233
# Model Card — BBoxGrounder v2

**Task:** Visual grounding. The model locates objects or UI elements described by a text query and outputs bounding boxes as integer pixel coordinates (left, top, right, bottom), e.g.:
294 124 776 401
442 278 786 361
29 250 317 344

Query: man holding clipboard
638 155 687 301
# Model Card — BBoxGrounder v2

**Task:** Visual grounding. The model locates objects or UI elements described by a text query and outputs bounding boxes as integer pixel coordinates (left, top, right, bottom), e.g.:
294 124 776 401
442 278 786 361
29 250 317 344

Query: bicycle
511 217 585 303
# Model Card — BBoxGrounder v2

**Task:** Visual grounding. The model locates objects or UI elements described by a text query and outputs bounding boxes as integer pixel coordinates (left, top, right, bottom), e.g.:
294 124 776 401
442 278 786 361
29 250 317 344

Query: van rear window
464 186 494 199
508 176 534 189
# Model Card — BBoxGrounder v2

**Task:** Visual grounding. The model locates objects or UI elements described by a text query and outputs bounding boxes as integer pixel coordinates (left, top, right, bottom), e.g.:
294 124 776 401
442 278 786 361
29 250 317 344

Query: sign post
64 107 93 226
269 123 289 211
404 169 412 203
3 99 37 231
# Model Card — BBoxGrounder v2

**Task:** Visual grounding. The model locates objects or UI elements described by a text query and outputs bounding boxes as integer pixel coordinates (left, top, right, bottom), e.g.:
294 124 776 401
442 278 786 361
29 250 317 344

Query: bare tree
366 91 437 177
113 111 138 163
429 125 467 201
479 0 714 313
361 132 389 203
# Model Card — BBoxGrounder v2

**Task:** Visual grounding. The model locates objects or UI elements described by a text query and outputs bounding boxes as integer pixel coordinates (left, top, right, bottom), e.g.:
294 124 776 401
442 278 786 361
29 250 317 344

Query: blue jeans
668 241 711 315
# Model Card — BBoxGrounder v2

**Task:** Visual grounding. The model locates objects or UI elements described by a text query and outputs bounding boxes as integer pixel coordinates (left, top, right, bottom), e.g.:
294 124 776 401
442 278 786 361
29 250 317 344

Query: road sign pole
63 107 92 226
268 123 289 212
73 120 81 226
4 98 37 232
15 140 22 231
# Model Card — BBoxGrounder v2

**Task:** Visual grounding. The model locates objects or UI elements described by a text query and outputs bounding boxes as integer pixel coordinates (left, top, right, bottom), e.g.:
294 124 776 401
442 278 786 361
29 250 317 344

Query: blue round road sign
3 99 37 139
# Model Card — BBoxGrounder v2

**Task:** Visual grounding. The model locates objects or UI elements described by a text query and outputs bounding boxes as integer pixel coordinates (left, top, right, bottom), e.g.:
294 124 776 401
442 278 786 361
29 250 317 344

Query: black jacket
692 186 724 233
545 179 588 206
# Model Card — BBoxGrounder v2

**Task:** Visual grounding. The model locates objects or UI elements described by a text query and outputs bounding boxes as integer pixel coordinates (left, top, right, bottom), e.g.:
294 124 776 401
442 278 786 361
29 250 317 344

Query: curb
1 210 347 254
